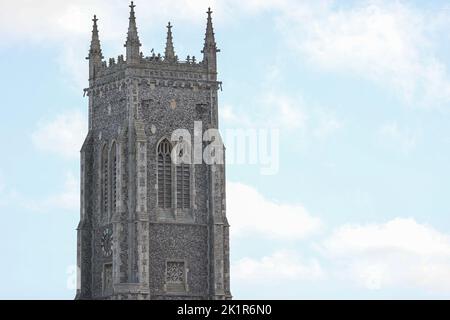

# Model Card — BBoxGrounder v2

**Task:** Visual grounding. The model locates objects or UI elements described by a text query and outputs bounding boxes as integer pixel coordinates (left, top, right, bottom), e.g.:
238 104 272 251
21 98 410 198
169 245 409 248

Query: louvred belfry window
157 139 172 208
176 163 190 209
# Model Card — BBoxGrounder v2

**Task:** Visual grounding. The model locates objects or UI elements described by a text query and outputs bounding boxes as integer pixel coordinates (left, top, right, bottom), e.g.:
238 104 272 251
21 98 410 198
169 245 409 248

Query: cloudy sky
1 0 450 299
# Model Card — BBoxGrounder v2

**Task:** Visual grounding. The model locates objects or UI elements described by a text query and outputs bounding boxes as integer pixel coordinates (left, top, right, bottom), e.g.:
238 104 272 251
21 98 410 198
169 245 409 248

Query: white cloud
57 40 89 91
0 0 219 89
25 172 79 212
227 182 322 240
221 62 342 137
378 121 420 153
0 172 79 212
0 1 200 42
32 110 87 159
313 109 343 139
220 104 242 124
221 92 307 131
3 1 450 104
233 250 325 282
264 93 307 130
221 94 342 148
42 172 79 211
322 218 450 292
277 0 450 106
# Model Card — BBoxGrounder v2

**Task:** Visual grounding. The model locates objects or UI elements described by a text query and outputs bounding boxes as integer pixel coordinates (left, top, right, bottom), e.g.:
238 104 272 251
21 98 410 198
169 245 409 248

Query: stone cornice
84 77 221 97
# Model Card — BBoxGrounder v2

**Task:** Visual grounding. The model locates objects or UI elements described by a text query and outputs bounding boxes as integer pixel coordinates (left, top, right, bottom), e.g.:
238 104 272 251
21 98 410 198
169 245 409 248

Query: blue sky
1 0 450 299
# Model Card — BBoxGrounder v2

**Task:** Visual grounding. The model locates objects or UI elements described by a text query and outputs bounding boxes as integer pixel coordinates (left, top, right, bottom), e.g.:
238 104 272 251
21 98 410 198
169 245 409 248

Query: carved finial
164 21 176 63
88 15 102 58
202 7 218 55
125 1 141 64
202 7 219 76
87 14 103 78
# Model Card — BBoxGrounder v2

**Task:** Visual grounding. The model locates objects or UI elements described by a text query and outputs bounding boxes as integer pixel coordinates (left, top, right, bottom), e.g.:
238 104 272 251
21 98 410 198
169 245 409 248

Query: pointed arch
157 139 172 208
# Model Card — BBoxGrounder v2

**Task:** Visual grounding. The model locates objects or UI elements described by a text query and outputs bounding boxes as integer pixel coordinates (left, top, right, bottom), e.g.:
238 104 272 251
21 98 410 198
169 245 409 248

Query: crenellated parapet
86 2 219 89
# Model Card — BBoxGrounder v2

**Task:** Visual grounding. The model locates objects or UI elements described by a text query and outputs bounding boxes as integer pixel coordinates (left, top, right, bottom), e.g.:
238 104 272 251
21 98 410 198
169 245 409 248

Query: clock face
101 228 113 257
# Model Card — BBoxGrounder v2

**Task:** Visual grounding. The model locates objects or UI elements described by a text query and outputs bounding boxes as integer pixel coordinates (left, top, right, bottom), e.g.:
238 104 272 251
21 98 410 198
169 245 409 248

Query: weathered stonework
75 2 231 300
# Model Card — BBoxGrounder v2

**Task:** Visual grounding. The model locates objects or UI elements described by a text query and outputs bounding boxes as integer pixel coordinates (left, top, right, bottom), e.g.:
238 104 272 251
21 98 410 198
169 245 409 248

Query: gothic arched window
176 161 190 209
101 144 109 218
157 139 172 208
110 142 117 217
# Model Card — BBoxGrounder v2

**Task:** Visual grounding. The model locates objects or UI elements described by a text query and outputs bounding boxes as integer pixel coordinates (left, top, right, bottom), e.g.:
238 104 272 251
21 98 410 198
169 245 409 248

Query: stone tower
76 2 231 300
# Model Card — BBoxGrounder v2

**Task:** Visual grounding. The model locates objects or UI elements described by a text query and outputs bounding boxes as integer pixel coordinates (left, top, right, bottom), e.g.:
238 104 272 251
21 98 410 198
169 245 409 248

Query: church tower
76 2 231 300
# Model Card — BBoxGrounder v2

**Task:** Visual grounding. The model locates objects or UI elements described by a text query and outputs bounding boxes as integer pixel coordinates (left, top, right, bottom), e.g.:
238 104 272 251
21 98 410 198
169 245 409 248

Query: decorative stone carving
101 228 113 257
166 261 184 283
